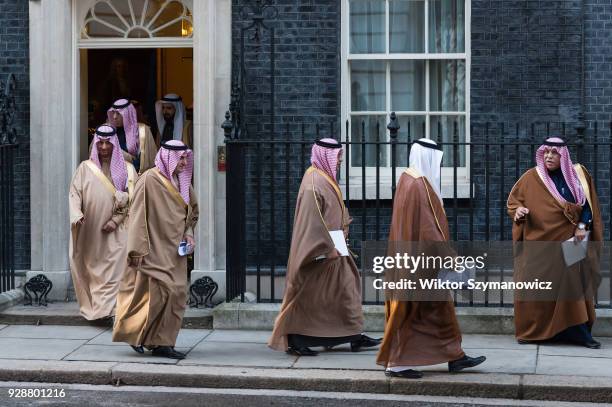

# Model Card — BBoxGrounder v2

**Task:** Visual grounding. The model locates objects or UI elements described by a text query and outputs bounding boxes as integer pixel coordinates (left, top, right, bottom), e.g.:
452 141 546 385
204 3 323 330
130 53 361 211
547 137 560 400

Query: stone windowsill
339 177 473 200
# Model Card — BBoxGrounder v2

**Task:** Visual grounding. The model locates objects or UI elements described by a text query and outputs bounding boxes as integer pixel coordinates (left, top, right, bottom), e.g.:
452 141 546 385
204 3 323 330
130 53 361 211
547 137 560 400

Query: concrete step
0 302 213 329
212 302 612 336
0 360 610 404
3 298 612 336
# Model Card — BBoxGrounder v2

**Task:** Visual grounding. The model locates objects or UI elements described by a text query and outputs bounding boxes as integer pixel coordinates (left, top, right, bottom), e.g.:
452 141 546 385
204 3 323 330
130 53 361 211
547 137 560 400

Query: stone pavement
0 324 612 403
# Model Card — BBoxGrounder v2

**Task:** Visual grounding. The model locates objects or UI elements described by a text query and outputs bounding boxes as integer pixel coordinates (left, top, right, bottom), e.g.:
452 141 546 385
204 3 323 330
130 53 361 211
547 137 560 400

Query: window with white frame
343 0 469 178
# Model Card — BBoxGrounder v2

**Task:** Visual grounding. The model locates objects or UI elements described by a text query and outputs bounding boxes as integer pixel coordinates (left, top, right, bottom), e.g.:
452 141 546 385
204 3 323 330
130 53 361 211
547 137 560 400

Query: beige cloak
69 160 137 320
112 168 199 347
268 166 364 351
376 169 464 367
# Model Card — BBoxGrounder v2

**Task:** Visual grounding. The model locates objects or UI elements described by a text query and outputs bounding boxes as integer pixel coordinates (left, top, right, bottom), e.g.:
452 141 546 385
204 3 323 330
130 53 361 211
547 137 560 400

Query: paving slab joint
517 374 524 400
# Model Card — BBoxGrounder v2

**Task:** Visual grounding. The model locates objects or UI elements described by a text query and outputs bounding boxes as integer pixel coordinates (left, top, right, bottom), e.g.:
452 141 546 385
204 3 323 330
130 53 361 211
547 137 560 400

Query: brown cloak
112 168 199 347
69 160 137 320
376 169 464 367
507 164 602 341
268 167 364 351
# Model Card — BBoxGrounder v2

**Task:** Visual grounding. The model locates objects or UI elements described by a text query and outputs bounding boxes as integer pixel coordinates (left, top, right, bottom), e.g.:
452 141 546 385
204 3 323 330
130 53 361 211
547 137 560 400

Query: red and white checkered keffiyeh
107 99 139 156
535 137 586 206
89 125 128 192
311 138 342 182
154 140 193 205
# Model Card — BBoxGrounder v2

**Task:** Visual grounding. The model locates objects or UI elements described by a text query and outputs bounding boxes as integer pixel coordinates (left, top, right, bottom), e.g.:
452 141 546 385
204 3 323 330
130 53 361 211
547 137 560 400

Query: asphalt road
0 382 610 407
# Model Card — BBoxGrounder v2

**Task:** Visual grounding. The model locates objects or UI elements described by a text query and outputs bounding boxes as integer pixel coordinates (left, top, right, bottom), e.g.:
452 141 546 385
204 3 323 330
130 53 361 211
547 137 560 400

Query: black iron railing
0 74 17 294
224 114 612 308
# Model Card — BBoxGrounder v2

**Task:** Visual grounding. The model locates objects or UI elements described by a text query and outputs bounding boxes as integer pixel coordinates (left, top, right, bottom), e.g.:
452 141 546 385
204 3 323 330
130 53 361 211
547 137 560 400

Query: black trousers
552 323 594 344
288 333 362 348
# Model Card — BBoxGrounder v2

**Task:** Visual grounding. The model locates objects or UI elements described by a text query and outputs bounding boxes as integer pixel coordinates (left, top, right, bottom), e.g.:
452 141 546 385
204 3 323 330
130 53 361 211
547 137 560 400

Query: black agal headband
95 126 116 137
542 138 567 147
315 139 342 149
161 142 189 151
112 99 131 109
413 139 442 151
162 95 182 102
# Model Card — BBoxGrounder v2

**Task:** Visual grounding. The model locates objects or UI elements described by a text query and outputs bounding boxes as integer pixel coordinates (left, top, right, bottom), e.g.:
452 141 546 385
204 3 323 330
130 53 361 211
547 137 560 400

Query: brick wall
232 0 612 287
231 0 341 273
0 0 29 270
585 1 612 124
232 0 339 128
471 0 583 127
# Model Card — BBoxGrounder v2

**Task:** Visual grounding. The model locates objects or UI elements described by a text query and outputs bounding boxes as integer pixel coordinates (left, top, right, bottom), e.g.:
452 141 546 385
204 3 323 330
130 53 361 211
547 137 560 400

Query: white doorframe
71 0 195 163
30 0 231 301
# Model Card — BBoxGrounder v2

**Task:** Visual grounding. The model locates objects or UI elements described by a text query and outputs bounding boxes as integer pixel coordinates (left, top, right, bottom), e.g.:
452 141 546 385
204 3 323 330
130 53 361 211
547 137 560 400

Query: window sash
343 0 470 175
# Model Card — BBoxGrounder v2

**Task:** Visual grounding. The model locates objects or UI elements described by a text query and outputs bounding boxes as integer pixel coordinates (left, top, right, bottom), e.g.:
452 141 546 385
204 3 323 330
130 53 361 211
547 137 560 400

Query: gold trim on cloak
404 168 446 240
573 164 594 211
306 166 346 232
85 160 116 195
153 168 188 209
534 164 594 219
138 123 147 174
306 166 359 257
306 166 345 209
126 163 136 202
85 159 136 199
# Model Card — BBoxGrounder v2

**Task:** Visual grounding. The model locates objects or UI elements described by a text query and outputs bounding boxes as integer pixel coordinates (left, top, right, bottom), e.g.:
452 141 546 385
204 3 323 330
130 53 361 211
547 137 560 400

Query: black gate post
0 74 17 293
388 112 400 201
223 111 246 302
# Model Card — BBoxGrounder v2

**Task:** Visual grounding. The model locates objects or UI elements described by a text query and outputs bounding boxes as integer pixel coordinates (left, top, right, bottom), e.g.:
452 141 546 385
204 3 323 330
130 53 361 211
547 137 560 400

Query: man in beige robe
107 98 157 174
69 125 137 321
377 138 485 378
113 140 198 359
155 94 192 148
269 138 380 356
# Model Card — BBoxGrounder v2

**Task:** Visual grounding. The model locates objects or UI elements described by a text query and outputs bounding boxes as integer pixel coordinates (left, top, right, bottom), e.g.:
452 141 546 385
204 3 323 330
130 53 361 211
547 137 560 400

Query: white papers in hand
329 230 349 257
561 232 590 267
178 241 194 257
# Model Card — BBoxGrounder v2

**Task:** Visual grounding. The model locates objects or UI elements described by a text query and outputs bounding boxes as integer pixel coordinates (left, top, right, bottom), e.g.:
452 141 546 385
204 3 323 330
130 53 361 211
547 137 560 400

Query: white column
190 0 231 301
28 0 73 300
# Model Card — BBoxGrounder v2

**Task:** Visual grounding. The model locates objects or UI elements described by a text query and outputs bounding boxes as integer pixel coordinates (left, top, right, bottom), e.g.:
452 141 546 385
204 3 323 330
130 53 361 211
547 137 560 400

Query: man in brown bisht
507 137 602 348
69 125 137 321
107 98 158 174
113 140 199 359
377 138 485 379
268 138 381 356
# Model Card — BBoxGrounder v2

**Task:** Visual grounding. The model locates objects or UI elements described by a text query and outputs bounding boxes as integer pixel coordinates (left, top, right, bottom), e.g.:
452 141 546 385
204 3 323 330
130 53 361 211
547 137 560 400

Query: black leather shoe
448 355 486 372
583 339 601 349
130 345 144 354
287 347 319 356
385 369 424 379
152 346 186 359
350 334 383 352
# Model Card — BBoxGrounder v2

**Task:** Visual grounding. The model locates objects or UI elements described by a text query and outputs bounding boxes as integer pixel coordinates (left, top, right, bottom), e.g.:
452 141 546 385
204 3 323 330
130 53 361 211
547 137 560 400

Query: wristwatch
577 222 587 231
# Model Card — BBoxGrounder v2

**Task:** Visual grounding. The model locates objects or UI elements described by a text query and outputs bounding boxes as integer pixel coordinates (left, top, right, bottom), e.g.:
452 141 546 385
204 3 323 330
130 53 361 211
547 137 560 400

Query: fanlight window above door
81 0 193 39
